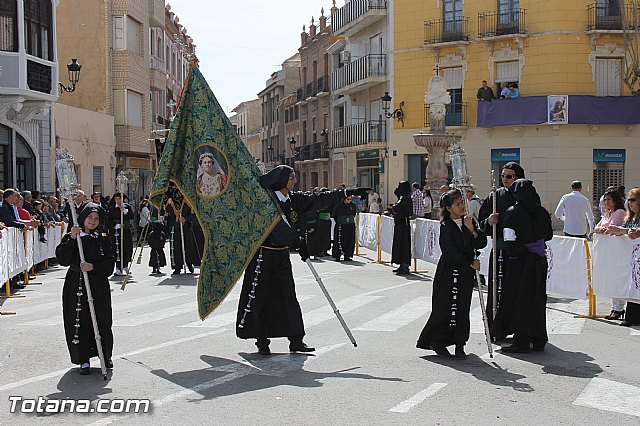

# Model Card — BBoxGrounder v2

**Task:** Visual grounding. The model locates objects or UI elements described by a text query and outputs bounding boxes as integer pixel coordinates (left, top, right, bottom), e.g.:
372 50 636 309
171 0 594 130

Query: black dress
417 217 486 350
236 189 350 342
56 232 115 365
107 203 134 271
147 221 167 269
391 182 413 266
495 180 553 349
166 204 199 271
332 202 356 260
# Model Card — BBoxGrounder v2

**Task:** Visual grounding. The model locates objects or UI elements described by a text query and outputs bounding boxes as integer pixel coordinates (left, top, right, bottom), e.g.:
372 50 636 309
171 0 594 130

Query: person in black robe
332 194 357 261
497 179 553 353
303 210 323 259
107 192 134 276
147 221 167 274
56 202 115 375
391 181 413 275
477 161 528 339
316 188 333 256
166 202 199 274
236 165 369 355
417 189 487 358
187 208 204 267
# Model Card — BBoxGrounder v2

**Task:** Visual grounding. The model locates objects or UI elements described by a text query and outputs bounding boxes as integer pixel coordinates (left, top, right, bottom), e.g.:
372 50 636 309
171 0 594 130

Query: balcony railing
150 55 165 70
424 17 470 44
331 120 386 149
478 8 527 38
424 102 468 127
316 75 329 93
305 81 316 99
297 142 329 161
586 2 636 31
296 88 303 102
332 0 387 35
27 60 52 94
332 54 387 92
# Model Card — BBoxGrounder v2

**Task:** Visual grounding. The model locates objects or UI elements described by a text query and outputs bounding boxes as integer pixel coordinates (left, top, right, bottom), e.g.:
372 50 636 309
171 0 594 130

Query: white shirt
554 190 595 235
467 196 482 221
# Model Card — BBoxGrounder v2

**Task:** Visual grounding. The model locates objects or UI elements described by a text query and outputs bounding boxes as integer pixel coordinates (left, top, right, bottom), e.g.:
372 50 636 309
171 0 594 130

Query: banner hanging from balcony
547 95 568 125
149 64 280 320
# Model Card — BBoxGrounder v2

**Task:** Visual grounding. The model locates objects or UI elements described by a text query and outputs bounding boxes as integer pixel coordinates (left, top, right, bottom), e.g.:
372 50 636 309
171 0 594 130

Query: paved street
1 245 639 425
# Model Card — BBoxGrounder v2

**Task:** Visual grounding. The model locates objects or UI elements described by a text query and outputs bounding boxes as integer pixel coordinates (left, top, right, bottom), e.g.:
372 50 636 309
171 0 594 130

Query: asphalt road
1 245 639 425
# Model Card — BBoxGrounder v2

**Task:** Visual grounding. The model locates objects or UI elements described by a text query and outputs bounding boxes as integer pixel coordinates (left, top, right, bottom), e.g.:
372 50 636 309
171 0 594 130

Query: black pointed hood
510 179 539 211
394 181 411 198
259 165 294 191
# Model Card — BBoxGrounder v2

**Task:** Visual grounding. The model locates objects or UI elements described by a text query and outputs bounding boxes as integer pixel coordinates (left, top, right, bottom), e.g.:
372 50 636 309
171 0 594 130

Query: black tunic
478 186 516 336
391 186 413 266
147 221 167 269
236 189 349 340
56 232 115 364
332 202 356 260
107 203 134 269
166 204 199 270
494 180 553 347
417 217 486 349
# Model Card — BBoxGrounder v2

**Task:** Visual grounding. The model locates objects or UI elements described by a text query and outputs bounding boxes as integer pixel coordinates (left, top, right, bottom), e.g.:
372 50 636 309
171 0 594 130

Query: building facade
330 0 391 198
393 0 640 223
231 98 261 159
0 0 59 193
295 10 335 191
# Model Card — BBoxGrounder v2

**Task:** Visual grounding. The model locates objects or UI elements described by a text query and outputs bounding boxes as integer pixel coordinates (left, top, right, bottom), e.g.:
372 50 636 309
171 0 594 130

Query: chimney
309 17 316 38
319 8 327 32
300 24 308 46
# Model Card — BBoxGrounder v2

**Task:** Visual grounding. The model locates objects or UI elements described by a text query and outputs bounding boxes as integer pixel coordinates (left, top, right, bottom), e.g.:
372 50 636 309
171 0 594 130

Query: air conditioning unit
339 50 351 64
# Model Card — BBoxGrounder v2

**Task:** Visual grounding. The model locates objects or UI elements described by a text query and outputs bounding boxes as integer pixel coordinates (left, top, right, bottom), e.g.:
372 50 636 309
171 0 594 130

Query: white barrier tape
1 224 64 280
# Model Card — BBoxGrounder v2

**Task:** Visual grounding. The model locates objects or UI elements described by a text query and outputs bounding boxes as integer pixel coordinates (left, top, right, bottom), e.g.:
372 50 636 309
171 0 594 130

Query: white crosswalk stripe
573 377 640 417
354 297 429 332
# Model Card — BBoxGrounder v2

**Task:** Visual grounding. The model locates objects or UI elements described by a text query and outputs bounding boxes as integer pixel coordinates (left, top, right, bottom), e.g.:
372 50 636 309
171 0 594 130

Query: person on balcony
506 84 521 99
476 80 495 102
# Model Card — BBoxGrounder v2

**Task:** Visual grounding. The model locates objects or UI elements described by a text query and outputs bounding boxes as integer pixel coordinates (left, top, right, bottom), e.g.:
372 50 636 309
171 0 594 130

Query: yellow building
392 0 640 221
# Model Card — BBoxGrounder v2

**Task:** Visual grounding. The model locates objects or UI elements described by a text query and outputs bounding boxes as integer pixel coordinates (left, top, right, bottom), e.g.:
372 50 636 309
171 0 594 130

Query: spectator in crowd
423 188 433 219
476 80 495 102
594 188 627 320
369 197 382 214
0 189 26 230
351 193 365 213
499 82 509 99
21 190 35 215
367 189 380 213
554 181 595 238
32 200 48 243
138 198 151 243
411 182 424 219
599 186 616 217
16 194 32 221
64 190 88 230
465 185 482 221
605 187 640 326
47 196 63 222
439 184 449 195
506 84 521 99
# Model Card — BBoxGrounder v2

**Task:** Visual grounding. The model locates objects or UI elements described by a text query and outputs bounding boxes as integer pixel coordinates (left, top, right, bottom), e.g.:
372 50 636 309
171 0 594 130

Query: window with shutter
595 58 621 96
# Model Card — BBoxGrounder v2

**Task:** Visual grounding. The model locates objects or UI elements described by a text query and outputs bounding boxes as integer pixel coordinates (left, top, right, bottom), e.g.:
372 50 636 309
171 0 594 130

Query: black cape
417 217 486 349
391 181 412 265
56 232 115 364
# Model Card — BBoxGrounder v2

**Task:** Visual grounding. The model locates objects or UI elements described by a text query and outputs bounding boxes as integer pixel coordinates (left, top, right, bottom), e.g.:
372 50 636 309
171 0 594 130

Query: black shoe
620 320 639 327
289 342 315 353
79 363 90 375
604 309 625 320
172 269 181 275
334 257 341 262
392 267 401 273
11 282 26 290
430 343 452 358
532 344 545 352
395 268 410 275
500 343 531 353
257 345 271 355
454 345 467 359
188 264 194 273
344 257 352 262
105 359 114 369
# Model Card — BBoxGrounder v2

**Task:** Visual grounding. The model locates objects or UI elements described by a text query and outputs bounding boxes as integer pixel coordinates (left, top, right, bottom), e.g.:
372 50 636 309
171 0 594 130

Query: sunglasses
501 173 515 179
628 198 637 202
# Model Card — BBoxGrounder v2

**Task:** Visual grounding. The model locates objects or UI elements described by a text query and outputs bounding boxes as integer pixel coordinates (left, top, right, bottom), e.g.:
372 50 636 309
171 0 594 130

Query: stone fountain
413 70 461 217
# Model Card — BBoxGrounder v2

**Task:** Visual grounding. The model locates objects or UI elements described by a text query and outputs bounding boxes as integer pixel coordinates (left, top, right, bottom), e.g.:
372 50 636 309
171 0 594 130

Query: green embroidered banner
150 64 280 320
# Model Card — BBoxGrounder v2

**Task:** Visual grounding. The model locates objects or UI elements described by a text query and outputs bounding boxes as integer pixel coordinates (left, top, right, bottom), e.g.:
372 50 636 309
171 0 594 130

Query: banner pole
355 214 360 256
377 215 382 263
575 239 605 319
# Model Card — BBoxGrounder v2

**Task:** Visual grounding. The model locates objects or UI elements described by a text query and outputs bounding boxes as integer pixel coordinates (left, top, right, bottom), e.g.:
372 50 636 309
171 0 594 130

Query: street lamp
381 91 405 127
58 59 82 93
289 137 300 158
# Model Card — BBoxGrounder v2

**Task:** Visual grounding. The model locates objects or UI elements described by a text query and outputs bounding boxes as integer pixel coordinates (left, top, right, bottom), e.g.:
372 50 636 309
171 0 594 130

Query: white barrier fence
356 213 638 303
0 224 64 284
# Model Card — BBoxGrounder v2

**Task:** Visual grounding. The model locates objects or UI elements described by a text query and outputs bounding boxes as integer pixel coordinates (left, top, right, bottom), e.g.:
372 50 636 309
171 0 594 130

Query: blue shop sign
593 149 626 163
491 148 520 162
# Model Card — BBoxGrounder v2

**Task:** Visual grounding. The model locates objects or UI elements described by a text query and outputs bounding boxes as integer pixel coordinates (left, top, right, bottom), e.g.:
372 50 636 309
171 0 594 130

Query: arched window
0 124 11 188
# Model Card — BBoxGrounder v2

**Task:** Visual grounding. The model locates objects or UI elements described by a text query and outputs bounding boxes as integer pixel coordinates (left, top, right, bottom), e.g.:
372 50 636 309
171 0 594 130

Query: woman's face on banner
201 156 214 174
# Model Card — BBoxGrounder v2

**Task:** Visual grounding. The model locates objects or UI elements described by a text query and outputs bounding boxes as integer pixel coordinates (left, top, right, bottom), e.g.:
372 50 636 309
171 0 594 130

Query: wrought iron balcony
27 60 52 94
331 54 387 93
424 102 468 128
297 142 329 161
332 0 387 37
316 75 329 94
586 2 636 31
305 81 317 99
296 88 303 102
424 17 470 44
331 120 386 149
478 8 527 38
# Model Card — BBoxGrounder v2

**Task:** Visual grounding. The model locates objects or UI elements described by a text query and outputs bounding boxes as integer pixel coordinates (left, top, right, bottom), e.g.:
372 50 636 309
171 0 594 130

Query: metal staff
177 202 188 274
305 259 357 347
56 150 108 380
116 172 128 275
491 169 498 322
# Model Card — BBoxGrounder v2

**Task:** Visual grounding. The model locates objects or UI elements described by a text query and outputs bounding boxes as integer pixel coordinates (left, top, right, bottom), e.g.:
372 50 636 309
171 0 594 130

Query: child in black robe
56 202 115 375
417 189 486 358
147 221 167 274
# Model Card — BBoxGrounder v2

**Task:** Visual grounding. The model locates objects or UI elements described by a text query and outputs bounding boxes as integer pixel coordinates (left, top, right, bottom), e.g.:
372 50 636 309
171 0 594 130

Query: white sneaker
114 269 123 276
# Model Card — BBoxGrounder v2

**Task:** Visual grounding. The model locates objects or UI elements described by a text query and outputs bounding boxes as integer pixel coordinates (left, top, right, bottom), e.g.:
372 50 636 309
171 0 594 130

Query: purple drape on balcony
477 95 640 127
